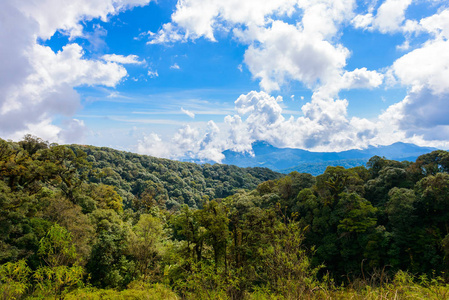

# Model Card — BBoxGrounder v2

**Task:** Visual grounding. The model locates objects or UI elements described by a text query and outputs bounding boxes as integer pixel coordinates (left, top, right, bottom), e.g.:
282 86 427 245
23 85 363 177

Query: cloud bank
0 0 151 143
2 0 449 161
137 0 449 161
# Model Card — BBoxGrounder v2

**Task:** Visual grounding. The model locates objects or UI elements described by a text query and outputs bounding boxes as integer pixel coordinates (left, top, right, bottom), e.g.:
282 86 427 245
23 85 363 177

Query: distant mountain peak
221 140 437 174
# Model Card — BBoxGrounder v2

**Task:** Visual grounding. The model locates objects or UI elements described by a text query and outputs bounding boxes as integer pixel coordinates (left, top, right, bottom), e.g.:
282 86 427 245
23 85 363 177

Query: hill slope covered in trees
67 144 282 210
2 135 449 299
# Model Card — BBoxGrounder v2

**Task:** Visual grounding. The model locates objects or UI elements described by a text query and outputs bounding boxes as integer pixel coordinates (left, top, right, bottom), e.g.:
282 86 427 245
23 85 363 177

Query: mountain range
218 142 437 175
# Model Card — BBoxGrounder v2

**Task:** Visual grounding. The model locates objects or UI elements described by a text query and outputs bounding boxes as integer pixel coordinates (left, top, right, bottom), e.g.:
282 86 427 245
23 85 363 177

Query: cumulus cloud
373 6 449 147
0 0 150 142
16 0 152 40
58 119 87 143
170 63 181 70
392 40 449 94
352 0 413 33
352 13 374 29
0 43 127 136
137 121 225 162
234 91 284 140
136 0 449 161
316 68 384 98
380 39 449 142
147 23 188 44
139 90 380 162
373 0 413 33
152 0 357 93
149 0 298 43
420 9 449 39
243 20 350 92
137 133 172 158
137 86 448 162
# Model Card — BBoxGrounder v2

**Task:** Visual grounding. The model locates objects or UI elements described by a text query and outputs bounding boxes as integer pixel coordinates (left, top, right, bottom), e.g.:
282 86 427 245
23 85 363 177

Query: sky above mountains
1 0 449 162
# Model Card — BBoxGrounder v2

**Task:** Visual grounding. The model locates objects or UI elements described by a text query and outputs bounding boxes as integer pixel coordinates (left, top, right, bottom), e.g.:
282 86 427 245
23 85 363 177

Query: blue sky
1 0 449 162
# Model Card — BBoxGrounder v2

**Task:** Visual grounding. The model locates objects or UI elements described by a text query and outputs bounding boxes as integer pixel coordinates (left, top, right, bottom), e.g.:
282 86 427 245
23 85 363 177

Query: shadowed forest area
2 135 449 299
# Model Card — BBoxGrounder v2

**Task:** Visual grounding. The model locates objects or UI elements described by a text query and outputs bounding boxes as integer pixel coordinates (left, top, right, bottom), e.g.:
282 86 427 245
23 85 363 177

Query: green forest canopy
2 135 449 299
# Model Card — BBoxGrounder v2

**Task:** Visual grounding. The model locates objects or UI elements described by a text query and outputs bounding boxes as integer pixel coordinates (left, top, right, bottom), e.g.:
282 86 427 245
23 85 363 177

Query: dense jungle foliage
2 135 449 299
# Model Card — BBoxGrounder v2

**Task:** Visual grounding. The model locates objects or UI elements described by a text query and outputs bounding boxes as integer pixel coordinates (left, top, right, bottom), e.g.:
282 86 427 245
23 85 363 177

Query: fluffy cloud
137 86 448 162
420 9 449 39
233 91 284 140
380 42 449 141
352 0 413 33
243 21 350 92
373 0 413 33
139 90 380 162
0 0 150 142
137 133 172 159
137 121 225 162
138 1 449 161
392 40 449 94
16 0 152 39
152 0 358 93
344 3 449 150
0 42 127 140
150 0 298 43
381 6 449 140
316 68 384 98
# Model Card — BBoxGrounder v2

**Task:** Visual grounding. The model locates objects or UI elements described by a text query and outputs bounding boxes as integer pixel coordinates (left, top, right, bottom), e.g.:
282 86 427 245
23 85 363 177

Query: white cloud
147 23 188 44
181 107 195 118
16 0 152 40
137 133 172 158
375 7 449 148
170 63 181 70
224 114 253 153
0 0 148 142
150 0 298 43
58 119 87 143
0 43 127 140
243 21 350 92
392 40 449 94
379 37 449 143
352 13 374 29
234 91 284 137
137 121 225 162
152 0 357 92
137 1 449 160
136 83 449 162
352 0 413 33
373 0 413 33
140 90 380 162
102 54 146 65
420 9 449 39
315 67 384 98
148 69 159 78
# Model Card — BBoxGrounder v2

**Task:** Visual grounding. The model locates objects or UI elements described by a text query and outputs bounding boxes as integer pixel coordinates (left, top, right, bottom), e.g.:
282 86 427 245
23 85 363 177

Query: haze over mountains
215 142 436 175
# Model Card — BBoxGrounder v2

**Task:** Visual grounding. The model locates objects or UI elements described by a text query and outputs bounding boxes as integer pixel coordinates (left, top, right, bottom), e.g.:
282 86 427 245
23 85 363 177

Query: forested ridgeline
2 135 449 299
66 143 282 210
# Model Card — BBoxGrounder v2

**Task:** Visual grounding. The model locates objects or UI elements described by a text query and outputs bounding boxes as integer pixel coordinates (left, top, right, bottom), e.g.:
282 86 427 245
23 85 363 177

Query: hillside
3 135 449 299
68 144 283 209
